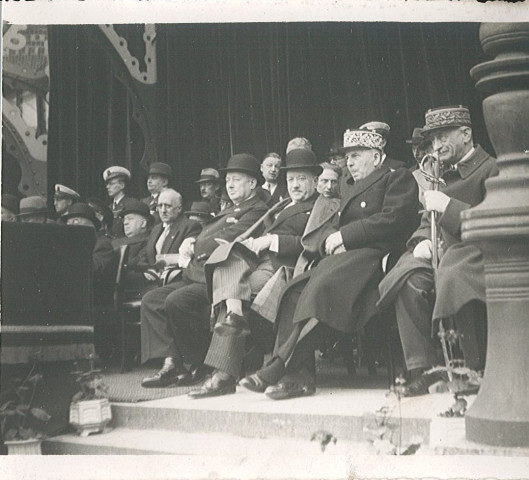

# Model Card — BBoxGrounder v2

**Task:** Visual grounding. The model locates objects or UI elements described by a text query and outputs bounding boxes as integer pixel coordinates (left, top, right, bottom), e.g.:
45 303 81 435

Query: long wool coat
278 165 420 334
377 145 498 320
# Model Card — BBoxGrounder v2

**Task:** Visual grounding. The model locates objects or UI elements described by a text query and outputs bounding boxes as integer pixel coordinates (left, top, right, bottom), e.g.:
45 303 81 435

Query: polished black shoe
188 364 211 385
264 382 316 400
141 364 190 388
403 369 449 397
188 372 237 399
239 373 270 393
214 311 250 337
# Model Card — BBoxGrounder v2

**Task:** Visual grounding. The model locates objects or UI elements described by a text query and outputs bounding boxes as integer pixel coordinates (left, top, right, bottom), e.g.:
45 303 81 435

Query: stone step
108 387 462 446
43 427 369 457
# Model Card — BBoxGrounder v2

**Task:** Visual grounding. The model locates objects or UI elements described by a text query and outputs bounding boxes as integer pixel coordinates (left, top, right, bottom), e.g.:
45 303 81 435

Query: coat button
360 201 366 208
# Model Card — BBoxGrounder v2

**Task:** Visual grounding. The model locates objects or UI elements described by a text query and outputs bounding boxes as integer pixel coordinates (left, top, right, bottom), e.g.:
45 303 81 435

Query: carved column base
463 240 529 447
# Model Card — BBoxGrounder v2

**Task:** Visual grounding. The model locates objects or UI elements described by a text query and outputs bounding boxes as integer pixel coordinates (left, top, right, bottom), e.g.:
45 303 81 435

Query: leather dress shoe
403 369 449 397
239 373 270 393
188 364 211 385
214 311 250 337
264 382 316 400
141 364 190 388
188 372 237 399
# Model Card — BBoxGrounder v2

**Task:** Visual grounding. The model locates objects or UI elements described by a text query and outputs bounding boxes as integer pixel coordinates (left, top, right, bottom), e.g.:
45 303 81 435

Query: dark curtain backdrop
48 23 491 206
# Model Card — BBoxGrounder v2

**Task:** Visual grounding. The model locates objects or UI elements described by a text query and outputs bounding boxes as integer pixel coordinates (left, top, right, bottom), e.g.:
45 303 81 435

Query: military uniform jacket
184 194 269 285
377 145 498 319
282 165 420 334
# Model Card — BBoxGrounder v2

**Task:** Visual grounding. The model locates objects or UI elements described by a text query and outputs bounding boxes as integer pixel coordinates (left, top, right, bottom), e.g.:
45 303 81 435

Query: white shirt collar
113 192 125 204
454 146 475 170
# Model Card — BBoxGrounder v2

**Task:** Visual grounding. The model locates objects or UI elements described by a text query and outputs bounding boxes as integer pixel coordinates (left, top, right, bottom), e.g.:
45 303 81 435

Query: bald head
157 188 183 224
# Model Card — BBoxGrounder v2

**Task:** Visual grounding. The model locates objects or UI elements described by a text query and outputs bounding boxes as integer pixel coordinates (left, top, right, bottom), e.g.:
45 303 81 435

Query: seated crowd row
1 106 496 400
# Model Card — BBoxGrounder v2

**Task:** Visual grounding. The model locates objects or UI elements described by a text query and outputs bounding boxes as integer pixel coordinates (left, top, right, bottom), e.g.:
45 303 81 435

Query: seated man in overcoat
140 154 269 388
187 148 321 398
377 106 498 396
239 127 420 400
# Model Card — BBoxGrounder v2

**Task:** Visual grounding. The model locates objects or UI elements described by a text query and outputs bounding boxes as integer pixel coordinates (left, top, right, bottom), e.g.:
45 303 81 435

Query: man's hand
325 231 344 256
424 191 450 214
242 235 272 254
413 239 432 260
179 237 196 258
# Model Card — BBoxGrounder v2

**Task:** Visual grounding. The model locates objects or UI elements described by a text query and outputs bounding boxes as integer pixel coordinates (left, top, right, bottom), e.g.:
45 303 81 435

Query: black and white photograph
1 1 529 478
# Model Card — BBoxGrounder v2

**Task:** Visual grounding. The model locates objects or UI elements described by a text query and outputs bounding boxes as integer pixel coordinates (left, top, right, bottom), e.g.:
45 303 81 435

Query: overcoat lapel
340 166 389 212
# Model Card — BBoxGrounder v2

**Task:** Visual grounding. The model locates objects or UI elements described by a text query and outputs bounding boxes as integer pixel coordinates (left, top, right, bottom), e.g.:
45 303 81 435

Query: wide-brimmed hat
220 153 263 184
87 197 114 228
195 168 221 184
341 129 385 153
54 184 81 201
422 105 472 134
103 166 131 182
406 128 425 145
281 148 323 175
16 196 49 218
185 201 213 219
148 162 172 179
62 203 100 230
120 200 154 226
2 194 20 215
286 137 312 154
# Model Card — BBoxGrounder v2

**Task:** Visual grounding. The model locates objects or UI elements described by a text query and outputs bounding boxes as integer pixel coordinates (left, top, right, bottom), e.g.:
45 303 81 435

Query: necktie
155 225 171 255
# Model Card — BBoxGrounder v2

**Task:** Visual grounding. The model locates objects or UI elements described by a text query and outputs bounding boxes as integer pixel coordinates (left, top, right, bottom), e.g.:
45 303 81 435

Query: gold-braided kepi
341 129 385 152
422 105 472 134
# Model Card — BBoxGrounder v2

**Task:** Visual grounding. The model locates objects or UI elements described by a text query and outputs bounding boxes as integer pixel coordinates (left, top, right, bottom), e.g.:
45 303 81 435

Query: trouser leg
141 281 186 363
164 281 211 366
395 270 439 371
455 300 487 370
283 323 328 380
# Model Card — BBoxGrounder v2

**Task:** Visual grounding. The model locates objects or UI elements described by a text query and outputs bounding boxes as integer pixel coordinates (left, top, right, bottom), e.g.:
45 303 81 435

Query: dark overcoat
277 165 420 334
377 145 498 320
184 194 269 285
141 194 161 224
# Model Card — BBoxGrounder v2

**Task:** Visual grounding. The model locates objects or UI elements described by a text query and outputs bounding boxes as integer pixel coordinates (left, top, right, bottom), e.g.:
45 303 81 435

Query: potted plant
0 364 51 455
69 357 112 437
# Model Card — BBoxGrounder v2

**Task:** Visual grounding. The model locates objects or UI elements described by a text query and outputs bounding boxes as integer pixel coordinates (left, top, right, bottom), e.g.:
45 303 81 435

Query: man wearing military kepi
240 127 420 400
54 184 81 219
377 106 498 397
103 166 137 238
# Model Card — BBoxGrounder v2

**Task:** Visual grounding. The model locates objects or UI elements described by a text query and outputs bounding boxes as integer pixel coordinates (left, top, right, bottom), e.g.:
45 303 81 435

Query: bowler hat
54 184 81 200
120 200 154 226
185 201 213 219
63 203 101 230
406 128 424 145
281 148 323 175
220 153 263 184
103 166 131 182
422 105 472 134
195 168 221 184
148 162 172 179
2 194 20 215
16 196 49 217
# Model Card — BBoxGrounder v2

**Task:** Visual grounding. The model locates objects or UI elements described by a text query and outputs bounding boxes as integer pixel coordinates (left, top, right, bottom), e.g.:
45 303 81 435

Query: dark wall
48 23 491 207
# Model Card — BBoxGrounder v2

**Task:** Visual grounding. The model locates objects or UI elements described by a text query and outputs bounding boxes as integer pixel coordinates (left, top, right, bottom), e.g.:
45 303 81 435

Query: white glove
179 237 196 258
325 231 344 256
413 239 433 260
424 190 450 214
242 235 272 255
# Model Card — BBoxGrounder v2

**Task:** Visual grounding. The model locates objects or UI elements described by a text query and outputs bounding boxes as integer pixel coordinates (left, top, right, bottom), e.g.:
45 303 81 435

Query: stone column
462 23 529 447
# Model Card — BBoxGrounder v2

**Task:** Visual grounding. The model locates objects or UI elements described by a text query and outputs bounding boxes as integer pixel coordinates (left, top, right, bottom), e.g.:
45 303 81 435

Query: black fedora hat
87 197 114 228
406 128 424 145
148 162 172 179
63 203 101 230
185 201 213 219
220 153 263 184
120 199 155 226
281 148 323 175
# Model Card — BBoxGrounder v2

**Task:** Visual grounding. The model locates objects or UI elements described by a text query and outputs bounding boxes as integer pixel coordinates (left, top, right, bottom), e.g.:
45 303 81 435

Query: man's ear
373 150 382 167
461 127 473 144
